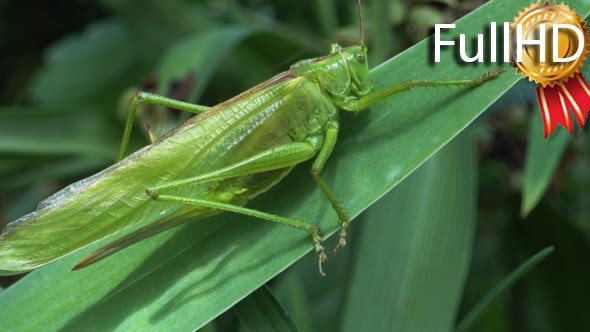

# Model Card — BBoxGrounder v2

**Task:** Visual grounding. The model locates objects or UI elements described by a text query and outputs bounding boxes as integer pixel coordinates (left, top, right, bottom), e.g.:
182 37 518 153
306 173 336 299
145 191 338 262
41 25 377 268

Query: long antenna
357 0 364 44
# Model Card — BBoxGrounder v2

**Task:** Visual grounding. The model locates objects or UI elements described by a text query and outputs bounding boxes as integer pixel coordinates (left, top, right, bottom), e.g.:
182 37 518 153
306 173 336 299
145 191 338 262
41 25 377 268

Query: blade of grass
368 0 393 64
342 131 477 332
0 157 107 191
0 1 587 331
455 246 554 332
3 185 62 224
199 321 216 332
153 26 254 135
29 19 148 104
272 228 356 332
314 0 337 37
521 107 571 217
235 285 299 332
156 26 253 103
0 107 119 159
0 159 30 175
272 272 313 332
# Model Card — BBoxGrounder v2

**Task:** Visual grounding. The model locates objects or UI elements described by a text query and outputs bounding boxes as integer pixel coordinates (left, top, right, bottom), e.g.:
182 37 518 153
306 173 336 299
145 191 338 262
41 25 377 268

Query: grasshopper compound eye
355 51 366 63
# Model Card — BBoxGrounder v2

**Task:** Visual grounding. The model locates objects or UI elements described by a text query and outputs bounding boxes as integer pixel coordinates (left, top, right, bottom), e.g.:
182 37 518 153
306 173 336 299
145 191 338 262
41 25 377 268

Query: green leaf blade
1 1 588 331
235 285 299 332
342 131 477 332
456 246 554 332
0 107 118 159
521 109 571 217
156 27 253 102
29 19 147 104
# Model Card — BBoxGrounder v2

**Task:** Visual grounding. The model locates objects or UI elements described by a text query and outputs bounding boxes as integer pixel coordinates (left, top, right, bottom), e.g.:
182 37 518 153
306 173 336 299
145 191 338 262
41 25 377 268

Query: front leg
311 123 351 252
339 68 503 112
119 92 210 160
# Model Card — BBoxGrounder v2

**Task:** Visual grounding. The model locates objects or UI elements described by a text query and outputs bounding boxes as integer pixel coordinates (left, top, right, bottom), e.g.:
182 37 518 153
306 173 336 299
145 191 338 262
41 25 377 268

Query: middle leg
310 123 351 252
145 141 330 275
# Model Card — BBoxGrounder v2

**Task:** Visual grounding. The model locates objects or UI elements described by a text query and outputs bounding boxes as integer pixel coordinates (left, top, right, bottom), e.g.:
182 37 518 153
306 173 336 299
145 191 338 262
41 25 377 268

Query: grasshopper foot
334 221 349 254
312 228 327 276
317 249 328 277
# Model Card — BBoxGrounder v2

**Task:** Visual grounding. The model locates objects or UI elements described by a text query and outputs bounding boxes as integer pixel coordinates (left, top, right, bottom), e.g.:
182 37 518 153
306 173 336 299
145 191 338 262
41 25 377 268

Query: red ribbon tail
536 73 590 138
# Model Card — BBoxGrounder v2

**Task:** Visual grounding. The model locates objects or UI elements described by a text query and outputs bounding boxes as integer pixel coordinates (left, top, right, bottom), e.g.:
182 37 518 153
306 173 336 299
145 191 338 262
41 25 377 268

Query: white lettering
460 33 484 62
553 24 585 62
504 22 511 62
434 24 456 63
490 22 497 63
516 23 546 62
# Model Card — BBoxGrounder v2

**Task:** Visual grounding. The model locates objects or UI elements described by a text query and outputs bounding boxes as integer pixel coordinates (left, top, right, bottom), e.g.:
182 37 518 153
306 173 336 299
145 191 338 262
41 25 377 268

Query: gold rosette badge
511 1 590 137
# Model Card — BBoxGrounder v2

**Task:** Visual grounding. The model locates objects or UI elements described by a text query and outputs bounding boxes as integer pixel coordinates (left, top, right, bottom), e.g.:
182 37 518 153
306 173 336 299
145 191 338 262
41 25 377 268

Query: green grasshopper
0 1 500 276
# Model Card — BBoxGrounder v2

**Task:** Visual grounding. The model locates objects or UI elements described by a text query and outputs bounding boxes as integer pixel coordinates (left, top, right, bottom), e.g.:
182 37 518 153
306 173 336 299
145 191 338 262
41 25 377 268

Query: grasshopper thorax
290 43 372 103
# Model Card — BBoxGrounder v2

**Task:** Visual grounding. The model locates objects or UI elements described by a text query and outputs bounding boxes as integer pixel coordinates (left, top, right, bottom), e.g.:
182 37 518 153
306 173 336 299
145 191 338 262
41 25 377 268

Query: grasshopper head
340 44 371 98
291 43 372 102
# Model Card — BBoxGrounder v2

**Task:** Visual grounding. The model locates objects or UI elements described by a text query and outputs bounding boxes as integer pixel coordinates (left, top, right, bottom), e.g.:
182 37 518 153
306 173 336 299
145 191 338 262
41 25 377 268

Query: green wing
0 73 318 275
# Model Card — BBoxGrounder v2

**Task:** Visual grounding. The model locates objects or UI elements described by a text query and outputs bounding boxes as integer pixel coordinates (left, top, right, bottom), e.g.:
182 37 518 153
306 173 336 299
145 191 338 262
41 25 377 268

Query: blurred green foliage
0 0 589 331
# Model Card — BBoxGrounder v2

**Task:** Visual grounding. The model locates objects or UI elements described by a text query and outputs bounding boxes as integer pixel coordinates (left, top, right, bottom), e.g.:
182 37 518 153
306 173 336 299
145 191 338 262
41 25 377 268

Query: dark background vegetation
0 0 589 331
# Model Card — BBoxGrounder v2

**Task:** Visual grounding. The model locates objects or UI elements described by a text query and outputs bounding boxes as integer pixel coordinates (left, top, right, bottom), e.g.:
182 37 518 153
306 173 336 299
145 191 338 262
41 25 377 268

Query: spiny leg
145 142 330 275
147 142 317 195
152 195 328 276
311 123 350 253
340 68 503 111
119 92 210 160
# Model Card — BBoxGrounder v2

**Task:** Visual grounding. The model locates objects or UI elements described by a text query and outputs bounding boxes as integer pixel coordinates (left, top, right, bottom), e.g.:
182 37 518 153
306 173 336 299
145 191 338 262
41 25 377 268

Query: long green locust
0 2 500 276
